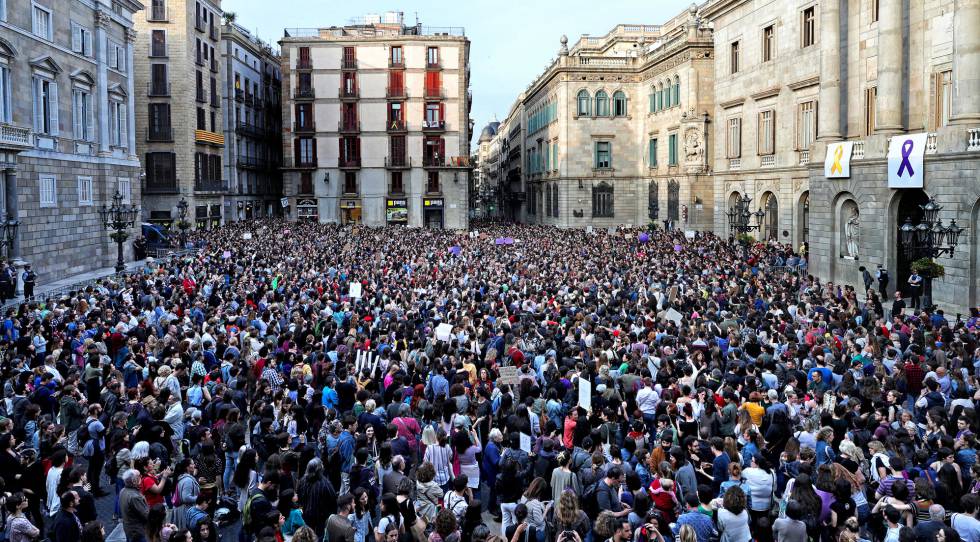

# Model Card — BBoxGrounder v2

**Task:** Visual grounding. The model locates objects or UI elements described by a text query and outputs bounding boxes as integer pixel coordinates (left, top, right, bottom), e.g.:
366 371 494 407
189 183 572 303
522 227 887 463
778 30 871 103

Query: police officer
22 264 35 300
0 263 11 303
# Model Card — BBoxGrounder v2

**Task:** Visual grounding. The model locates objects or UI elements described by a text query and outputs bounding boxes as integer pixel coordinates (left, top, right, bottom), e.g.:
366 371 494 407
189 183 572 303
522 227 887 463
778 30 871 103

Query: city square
0 1 978 542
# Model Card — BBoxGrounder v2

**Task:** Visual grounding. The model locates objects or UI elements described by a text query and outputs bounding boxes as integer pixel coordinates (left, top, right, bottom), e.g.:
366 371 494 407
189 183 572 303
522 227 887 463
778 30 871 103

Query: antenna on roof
414 12 419 26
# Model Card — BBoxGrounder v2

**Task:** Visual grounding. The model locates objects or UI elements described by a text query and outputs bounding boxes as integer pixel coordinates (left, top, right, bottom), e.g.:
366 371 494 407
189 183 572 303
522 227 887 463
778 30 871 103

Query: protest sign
435 323 453 342
499 366 520 386
349 282 362 298
578 378 592 410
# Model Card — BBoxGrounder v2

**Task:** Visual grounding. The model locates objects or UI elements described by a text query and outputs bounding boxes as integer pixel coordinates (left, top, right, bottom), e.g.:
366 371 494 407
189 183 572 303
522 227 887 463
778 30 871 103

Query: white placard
664 308 683 326
435 323 453 342
243 233 253 240
520 433 532 454
280 197 289 208
824 141 854 179
685 230 696 239
348 282 362 298
498 365 520 386
888 133 928 188
578 378 592 410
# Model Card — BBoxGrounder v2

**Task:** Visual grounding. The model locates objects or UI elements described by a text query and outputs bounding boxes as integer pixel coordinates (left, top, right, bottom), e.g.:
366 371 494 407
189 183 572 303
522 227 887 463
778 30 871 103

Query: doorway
895 189 929 298
424 209 443 228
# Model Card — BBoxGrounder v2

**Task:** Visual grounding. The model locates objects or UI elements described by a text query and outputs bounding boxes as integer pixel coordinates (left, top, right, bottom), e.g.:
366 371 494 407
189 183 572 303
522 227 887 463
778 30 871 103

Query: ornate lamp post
0 219 18 258
176 197 190 248
898 197 966 309
726 195 765 237
99 191 141 273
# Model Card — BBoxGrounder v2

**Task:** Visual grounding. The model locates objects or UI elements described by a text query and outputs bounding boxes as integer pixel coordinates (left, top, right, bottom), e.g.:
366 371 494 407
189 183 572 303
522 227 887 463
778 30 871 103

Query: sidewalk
2 259 148 309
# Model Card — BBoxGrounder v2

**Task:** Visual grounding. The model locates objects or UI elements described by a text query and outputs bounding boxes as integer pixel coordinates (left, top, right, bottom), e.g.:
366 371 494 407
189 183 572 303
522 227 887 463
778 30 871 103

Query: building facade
280 12 471 229
134 0 226 230
0 0 143 282
490 15 716 230
221 22 282 221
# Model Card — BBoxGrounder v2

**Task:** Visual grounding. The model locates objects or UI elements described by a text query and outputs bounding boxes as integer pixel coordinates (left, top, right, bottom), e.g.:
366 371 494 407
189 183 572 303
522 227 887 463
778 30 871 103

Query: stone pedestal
11 258 26 297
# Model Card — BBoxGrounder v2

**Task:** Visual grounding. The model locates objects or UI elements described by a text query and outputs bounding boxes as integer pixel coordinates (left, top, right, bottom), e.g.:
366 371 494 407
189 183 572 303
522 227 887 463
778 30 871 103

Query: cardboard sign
499 365 520 386
668 285 679 304
578 378 592 410
664 308 683 326
348 282 362 298
520 433 532 454
243 233 253 240
824 141 854 179
888 133 928 188
435 323 453 342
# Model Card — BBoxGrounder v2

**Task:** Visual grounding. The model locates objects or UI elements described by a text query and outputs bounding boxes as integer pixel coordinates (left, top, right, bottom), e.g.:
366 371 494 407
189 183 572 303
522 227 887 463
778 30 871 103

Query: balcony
386 86 406 99
342 184 359 196
244 94 254 107
149 45 167 58
338 121 361 134
146 127 173 142
426 60 442 70
424 155 471 168
146 5 168 21
425 182 441 195
338 157 361 169
209 25 219 41
728 158 741 170
339 87 359 100
342 58 357 70
385 156 412 169
238 156 268 170
297 58 312 70
798 149 810 165
195 129 225 147
237 122 266 138
386 119 407 133
144 179 179 194
389 59 405 69
210 93 219 108
195 87 206 103
424 87 445 99
194 179 228 193
147 82 170 97
294 88 315 100
195 53 205 67
761 154 775 168
0 123 32 149
210 58 219 73
234 89 243 102
422 119 446 132
294 157 317 168
292 121 315 134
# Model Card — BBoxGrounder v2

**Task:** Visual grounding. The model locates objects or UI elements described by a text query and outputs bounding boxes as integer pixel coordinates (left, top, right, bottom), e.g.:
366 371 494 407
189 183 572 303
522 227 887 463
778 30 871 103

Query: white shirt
636 386 660 415
46 465 63 516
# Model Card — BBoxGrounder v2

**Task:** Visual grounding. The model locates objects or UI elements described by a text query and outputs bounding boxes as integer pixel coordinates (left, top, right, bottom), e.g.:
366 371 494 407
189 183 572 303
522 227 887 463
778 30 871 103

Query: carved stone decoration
95 9 112 29
125 28 138 43
840 200 860 258
684 128 704 164
559 35 569 56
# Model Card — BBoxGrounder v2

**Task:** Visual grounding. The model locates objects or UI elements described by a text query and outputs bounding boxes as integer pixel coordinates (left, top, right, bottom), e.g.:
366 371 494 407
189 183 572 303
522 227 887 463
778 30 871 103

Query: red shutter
438 103 445 124
355 137 361 161
438 138 445 161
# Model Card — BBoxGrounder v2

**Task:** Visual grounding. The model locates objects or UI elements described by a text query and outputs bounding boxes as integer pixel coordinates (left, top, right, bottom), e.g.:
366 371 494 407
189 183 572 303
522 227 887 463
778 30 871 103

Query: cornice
788 76 820 91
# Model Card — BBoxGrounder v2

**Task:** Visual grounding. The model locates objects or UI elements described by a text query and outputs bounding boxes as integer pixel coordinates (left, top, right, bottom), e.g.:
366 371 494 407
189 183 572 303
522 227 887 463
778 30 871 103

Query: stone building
134 0 226 230
471 120 499 219
221 22 282 221
798 0 980 313
702 0 821 247
493 13 716 229
0 0 143 282
279 12 472 229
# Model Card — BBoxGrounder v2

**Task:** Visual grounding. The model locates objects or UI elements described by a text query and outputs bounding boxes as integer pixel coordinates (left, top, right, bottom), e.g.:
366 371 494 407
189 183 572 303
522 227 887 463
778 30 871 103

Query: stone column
126 28 138 154
818 0 842 140
95 9 111 154
951 0 980 124
5 168 18 258
875 0 904 134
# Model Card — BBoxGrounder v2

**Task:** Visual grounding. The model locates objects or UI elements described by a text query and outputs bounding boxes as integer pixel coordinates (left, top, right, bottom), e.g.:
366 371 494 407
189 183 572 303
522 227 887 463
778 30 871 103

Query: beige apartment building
279 13 471 229
489 12 716 230
0 0 143 282
134 0 226 229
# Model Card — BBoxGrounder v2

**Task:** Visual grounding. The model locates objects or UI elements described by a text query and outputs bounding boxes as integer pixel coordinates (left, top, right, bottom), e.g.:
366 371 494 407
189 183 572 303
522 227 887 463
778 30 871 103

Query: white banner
578 378 592 410
888 133 928 188
824 141 854 179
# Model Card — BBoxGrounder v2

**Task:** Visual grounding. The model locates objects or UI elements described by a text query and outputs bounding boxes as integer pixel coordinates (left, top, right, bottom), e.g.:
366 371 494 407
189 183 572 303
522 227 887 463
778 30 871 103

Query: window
297 138 315 165
295 103 313 129
77 176 93 205
425 103 442 125
39 175 56 207
145 152 176 188
342 72 357 94
0 65 11 122
390 46 403 65
151 30 167 57
668 133 678 165
552 185 559 217
612 91 628 117
802 7 816 48
730 41 740 74
0 0 6 21
934 70 952 129
298 47 311 69
390 171 403 194
426 46 439 66
668 180 680 222
552 140 558 171
595 91 609 117
32 76 58 135
797 101 816 149
109 100 126 147
344 172 357 194
151 64 168 94
727 117 742 158
427 171 440 193
762 25 775 62
648 180 659 219
342 46 356 68
673 78 680 107
649 89 656 113
109 41 126 72
657 85 664 111
592 182 614 217
871 0 879 22
594 141 611 169
71 23 93 57
648 138 658 167
864 87 876 135
72 88 93 141
196 107 205 130
118 178 132 204
32 4 52 40
758 110 774 155
149 103 170 139
545 185 552 217
663 82 672 108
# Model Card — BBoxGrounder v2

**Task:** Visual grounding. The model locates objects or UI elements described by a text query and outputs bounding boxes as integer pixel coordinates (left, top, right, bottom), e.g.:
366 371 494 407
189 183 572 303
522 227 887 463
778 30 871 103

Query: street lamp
0 219 17 257
99 191 141 273
726 195 763 236
898 197 967 308
176 197 190 248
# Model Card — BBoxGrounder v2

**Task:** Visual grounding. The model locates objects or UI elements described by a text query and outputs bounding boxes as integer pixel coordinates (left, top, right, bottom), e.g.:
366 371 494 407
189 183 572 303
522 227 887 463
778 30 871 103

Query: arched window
613 91 627 117
667 179 680 222
595 90 609 117
649 88 656 113
673 76 681 107
648 180 659 220
576 90 591 116
657 84 664 111
664 80 672 108
552 184 559 217
592 181 614 217
763 192 779 241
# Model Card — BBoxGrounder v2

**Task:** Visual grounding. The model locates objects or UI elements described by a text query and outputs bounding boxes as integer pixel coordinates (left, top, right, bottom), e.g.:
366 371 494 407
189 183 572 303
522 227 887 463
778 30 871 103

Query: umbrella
638 232 650 243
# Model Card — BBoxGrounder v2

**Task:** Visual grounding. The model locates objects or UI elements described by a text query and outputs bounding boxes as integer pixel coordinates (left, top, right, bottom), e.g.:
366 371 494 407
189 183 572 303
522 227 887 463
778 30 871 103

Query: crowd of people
0 219 976 542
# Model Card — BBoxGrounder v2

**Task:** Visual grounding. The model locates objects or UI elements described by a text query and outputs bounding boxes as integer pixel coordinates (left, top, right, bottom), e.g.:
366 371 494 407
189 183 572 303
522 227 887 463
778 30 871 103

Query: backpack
579 476 601 518
242 492 267 531
76 421 92 447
